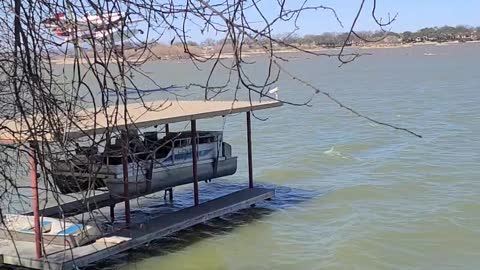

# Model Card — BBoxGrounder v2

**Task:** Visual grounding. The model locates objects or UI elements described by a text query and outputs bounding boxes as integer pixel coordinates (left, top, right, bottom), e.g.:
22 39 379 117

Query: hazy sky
294 0 480 33
177 0 480 41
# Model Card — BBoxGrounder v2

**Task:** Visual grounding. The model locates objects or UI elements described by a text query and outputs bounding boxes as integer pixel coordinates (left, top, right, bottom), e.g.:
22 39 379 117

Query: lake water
72 43 480 269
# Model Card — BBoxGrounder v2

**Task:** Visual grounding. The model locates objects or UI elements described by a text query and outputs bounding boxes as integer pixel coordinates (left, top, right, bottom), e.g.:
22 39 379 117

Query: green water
91 43 480 269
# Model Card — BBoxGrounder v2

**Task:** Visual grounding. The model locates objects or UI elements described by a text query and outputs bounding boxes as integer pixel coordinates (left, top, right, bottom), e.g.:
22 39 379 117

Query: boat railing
56 131 221 167
172 133 219 148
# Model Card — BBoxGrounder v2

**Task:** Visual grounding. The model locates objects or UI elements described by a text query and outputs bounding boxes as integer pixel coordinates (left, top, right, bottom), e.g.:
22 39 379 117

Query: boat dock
0 100 282 269
1 188 273 269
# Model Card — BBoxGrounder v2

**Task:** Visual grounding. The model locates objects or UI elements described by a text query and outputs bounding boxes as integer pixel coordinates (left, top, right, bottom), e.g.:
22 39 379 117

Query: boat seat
19 220 52 234
155 145 172 158
57 224 84 236
75 145 98 157
144 132 159 143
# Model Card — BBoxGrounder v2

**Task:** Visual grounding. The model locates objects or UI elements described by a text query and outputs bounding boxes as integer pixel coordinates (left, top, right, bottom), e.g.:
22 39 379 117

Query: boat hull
53 174 107 194
106 157 237 198
0 214 102 248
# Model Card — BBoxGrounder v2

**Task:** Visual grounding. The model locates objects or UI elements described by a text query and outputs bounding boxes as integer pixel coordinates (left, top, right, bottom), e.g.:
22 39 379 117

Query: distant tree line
196 25 480 48
401 25 480 43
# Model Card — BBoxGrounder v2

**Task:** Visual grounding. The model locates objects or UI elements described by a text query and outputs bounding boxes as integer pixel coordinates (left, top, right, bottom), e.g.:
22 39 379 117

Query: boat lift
0 100 281 269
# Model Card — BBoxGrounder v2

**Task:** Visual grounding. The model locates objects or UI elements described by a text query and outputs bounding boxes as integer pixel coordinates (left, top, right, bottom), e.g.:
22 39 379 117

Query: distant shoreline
51 40 480 65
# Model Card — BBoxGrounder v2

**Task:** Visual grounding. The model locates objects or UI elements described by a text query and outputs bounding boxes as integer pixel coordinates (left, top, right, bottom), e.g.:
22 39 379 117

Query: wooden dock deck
1 187 274 270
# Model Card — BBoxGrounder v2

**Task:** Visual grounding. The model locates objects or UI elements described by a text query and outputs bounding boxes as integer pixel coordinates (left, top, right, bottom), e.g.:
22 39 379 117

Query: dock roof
0 100 282 142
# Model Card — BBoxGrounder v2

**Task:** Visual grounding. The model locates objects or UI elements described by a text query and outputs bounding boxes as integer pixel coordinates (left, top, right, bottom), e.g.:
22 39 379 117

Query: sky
292 0 480 34
181 0 480 41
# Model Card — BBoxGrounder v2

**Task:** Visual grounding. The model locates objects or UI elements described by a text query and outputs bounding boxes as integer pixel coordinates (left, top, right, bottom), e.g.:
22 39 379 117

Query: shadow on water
89 182 320 269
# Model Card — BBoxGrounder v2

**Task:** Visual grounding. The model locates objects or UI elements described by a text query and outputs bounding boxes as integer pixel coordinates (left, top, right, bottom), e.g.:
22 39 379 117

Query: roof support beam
246 112 253 189
122 132 131 224
29 143 42 259
191 120 199 206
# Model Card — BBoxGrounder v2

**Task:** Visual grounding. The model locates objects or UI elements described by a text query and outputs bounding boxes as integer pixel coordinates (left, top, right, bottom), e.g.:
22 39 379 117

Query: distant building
456 32 477 41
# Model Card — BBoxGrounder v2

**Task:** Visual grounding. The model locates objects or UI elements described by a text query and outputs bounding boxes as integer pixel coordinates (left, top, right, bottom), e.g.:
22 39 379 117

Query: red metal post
246 112 253 188
191 120 199 206
122 133 131 224
29 143 42 258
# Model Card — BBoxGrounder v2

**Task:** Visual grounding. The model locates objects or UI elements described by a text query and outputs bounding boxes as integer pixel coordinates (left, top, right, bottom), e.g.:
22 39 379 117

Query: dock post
164 188 173 201
246 112 253 188
191 120 199 206
29 143 42 259
122 132 131 224
110 204 115 223
165 123 170 135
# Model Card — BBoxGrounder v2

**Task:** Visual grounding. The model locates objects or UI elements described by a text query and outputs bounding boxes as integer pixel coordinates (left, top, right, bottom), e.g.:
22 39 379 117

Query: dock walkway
1 187 273 270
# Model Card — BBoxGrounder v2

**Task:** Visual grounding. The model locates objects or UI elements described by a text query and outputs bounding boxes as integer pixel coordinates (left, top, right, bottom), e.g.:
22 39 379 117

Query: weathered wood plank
59 188 273 269
3 188 274 269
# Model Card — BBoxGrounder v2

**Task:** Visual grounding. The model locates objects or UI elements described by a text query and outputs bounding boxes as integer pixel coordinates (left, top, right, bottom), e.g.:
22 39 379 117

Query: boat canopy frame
0 99 282 259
